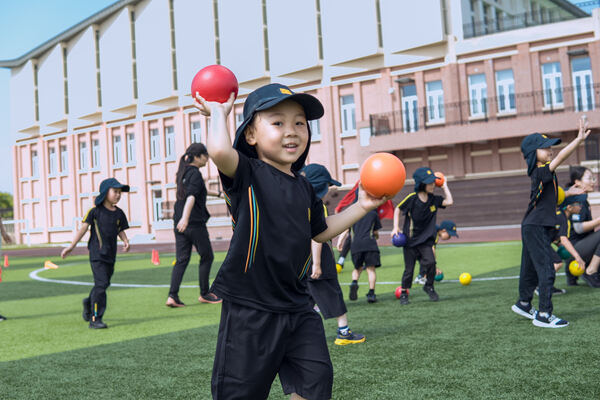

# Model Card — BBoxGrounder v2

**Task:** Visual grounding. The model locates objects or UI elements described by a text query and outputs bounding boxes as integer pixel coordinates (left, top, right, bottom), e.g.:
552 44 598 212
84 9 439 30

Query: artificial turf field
0 241 599 399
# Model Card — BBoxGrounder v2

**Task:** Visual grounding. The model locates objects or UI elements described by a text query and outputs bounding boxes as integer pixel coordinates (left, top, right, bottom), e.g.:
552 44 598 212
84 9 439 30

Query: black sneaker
511 302 537 320
366 292 377 303
166 295 185 307
399 292 409 305
89 319 108 329
0 314 6 322
566 279 579 286
423 286 439 302
532 312 569 328
581 273 600 288
349 282 358 301
82 298 91 322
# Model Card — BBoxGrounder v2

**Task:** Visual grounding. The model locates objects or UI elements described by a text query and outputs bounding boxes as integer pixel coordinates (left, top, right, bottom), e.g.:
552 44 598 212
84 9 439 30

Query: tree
0 192 14 219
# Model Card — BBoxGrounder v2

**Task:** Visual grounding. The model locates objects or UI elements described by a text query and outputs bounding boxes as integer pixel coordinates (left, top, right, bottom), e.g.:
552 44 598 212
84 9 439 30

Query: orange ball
360 153 406 197
434 172 445 187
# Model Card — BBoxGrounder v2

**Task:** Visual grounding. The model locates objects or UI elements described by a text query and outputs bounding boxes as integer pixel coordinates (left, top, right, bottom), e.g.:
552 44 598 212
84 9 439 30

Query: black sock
352 280 358 285
368 289 374 295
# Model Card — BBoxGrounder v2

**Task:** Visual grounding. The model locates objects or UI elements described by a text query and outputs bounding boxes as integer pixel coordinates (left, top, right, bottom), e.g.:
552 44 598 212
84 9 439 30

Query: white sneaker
532 312 569 328
414 275 426 285
511 302 537 320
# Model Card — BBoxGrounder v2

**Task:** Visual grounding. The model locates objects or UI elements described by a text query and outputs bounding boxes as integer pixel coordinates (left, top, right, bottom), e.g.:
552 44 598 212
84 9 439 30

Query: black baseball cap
438 220 458 237
521 133 561 175
562 194 586 208
301 164 342 199
413 167 436 191
95 178 130 206
233 83 324 171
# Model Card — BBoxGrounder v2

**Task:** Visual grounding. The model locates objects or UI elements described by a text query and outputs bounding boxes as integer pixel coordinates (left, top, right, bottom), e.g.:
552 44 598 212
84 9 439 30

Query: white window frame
78 142 88 172
571 57 595 112
340 95 356 135
468 74 488 117
190 121 202 144
309 119 321 142
152 189 163 221
126 133 136 164
541 62 563 108
425 80 445 123
48 147 57 176
401 84 418 133
112 135 122 167
31 150 39 178
495 69 516 114
150 128 161 162
165 126 175 160
91 139 100 169
60 145 68 174
235 113 244 129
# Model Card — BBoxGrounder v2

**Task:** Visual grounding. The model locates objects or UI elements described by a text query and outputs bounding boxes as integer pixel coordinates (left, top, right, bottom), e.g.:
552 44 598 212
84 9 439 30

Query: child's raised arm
61 222 90 259
441 180 453 207
550 117 590 172
193 92 238 178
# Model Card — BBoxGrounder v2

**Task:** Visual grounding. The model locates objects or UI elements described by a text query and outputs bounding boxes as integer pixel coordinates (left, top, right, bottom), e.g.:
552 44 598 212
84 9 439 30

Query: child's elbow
444 200 453 207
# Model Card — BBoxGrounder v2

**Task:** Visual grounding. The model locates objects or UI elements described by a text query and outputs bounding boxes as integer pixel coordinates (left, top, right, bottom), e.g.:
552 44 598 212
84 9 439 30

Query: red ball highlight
360 153 406 198
191 65 239 104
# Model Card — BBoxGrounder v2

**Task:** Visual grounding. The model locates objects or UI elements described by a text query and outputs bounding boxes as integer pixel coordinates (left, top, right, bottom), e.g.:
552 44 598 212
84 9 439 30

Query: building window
541 62 563 108
152 189 163 221
31 150 39 178
79 142 88 171
468 74 487 117
92 139 100 169
571 57 594 112
165 126 175 160
48 147 57 176
126 133 136 163
60 145 68 173
113 135 122 166
191 121 202 143
401 84 418 132
150 128 160 161
340 95 356 134
495 69 516 113
235 113 244 129
309 120 321 141
426 80 445 123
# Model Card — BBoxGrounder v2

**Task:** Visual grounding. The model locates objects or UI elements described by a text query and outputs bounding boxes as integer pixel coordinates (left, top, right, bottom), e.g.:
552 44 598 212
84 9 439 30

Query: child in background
61 178 130 329
392 167 453 305
338 208 382 303
194 83 387 400
414 220 458 284
0 214 13 322
335 232 351 271
512 118 589 328
302 163 365 345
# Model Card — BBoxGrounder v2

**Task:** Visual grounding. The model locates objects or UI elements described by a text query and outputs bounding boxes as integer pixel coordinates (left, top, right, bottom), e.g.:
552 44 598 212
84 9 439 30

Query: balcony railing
462 3 591 39
370 83 600 137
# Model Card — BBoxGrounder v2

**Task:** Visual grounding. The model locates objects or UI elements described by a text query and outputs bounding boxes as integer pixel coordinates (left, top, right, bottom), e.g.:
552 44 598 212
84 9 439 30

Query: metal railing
370 83 600 137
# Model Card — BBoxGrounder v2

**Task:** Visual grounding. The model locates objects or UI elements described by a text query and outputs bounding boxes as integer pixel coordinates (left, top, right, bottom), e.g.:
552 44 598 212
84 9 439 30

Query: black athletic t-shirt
522 163 558 227
350 210 381 253
568 199 591 244
552 210 570 242
211 151 328 313
173 165 210 226
309 205 337 281
398 192 445 247
83 204 129 264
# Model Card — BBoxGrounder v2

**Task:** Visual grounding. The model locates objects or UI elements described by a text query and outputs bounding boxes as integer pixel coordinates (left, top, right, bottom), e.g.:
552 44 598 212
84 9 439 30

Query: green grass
1 242 599 399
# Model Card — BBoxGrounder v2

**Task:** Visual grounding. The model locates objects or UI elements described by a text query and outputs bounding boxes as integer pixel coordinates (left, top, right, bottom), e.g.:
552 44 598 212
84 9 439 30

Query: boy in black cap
194 84 387 400
301 163 365 345
512 117 589 328
62 178 130 329
338 208 382 303
414 220 458 285
392 167 453 305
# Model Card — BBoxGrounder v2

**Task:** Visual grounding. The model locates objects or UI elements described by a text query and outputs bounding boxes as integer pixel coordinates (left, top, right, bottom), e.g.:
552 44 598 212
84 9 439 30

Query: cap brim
118 184 130 192
329 178 342 187
422 175 436 184
538 137 561 149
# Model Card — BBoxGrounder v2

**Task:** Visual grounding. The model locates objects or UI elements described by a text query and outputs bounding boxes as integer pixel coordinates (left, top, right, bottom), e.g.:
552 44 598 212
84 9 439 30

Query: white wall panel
38 44 65 127
10 61 37 133
266 0 320 77
67 27 99 120
219 0 266 84
174 0 216 103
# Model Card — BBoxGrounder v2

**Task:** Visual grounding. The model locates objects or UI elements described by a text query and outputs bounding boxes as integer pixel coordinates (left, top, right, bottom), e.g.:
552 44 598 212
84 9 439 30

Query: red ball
394 286 409 299
191 65 239 104
360 153 406 198
434 171 445 187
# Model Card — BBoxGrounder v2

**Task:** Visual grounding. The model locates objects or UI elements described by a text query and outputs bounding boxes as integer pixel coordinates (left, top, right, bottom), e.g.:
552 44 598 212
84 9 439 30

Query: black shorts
212 301 333 400
551 249 562 264
352 251 381 269
308 278 347 319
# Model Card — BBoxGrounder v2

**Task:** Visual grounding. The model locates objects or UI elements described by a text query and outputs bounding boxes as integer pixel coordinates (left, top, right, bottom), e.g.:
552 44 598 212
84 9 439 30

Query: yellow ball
569 260 584 276
172 259 177 266
459 272 472 286
336 263 343 274
557 186 565 205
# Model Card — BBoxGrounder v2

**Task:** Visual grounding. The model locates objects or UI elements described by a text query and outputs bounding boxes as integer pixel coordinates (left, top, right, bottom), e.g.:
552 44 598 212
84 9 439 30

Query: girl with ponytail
167 143 223 307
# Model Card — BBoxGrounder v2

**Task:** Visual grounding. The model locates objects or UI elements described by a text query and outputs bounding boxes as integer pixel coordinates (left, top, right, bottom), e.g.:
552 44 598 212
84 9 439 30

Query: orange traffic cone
3 255 8 268
44 260 59 269
152 249 160 266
